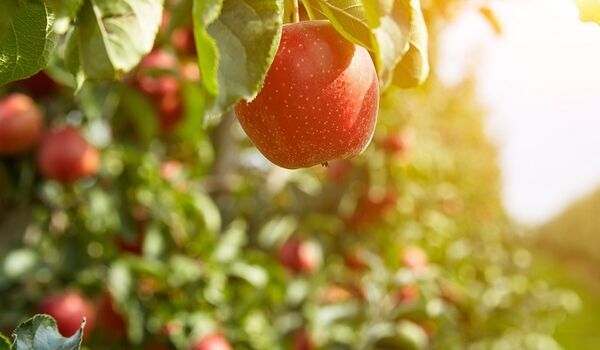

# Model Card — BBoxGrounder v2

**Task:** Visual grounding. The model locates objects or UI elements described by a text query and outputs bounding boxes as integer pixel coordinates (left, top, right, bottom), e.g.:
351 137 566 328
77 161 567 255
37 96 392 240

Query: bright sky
437 0 600 225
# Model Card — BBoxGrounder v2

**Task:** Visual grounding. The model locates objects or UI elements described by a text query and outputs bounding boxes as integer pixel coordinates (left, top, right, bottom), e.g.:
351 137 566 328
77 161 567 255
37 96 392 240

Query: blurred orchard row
0 0 576 349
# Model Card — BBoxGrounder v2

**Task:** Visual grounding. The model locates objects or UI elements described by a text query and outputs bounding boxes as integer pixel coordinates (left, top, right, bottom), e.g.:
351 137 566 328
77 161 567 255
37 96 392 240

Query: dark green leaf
0 334 10 350
0 0 57 85
12 314 84 350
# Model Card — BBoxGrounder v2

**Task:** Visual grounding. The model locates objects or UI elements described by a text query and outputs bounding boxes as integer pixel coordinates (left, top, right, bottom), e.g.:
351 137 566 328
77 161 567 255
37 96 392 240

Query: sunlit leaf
194 0 283 118
0 0 56 85
391 0 428 88
65 0 163 86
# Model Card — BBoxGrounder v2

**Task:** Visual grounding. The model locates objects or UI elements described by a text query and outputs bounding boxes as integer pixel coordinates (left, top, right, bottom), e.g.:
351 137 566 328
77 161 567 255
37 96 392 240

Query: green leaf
174 80 207 138
0 0 57 86
575 0 600 24
0 334 10 350
230 261 268 287
213 219 247 263
12 314 84 350
194 0 284 118
192 0 222 97
302 0 376 51
391 0 428 88
257 215 297 248
361 0 410 84
65 0 164 85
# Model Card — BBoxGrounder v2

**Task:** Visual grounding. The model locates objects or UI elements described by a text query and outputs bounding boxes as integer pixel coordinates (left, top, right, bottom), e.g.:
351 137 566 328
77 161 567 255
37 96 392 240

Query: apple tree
0 0 574 349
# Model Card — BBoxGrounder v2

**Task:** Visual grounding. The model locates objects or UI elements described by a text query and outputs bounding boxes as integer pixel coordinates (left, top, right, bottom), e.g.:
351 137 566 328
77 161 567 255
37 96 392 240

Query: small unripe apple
278 236 321 273
96 293 127 339
0 93 43 155
402 246 427 272
38 291 95 339
235 20 379 169
192 333 232 350
37 126 99 183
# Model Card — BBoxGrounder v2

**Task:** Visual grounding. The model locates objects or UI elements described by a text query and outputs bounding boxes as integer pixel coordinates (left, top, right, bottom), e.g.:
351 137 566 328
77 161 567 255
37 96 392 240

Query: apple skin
38 291 96 339
0 93 44 155
37 126 99 183
192 333 232 350
278 236 320 273
96 293 127 339
235 20 379 169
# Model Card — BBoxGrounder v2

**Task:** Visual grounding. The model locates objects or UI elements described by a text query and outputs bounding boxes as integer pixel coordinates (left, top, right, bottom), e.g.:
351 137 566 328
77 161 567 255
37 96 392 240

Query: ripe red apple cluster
235 21 379 169
135 50 184 132
0 93 99 183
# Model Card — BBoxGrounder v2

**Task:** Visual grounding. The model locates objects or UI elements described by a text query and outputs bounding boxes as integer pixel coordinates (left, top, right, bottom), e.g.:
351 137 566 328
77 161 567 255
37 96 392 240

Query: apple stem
292 0 300 22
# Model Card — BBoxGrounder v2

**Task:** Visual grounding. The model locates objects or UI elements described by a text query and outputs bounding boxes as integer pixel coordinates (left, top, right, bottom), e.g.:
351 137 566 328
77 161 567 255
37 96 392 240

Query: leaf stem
292 0 300 22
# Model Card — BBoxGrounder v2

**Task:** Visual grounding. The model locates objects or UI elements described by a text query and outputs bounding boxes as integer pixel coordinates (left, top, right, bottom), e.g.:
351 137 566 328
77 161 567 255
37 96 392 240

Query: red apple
171 27 196 56
278 236 321 273
380 128 415 157
162 319 183 337
346 188 397 229
192 333 232 350
402 246 427 272
97 293 127 339
37 126 99 183
0 93 43 155
344 250 368 271
396 284 420 304
135 50 183 132
38 291 95 339
235 20 379 169
161 160 183 181
293 329 314 350
116 226 145 255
